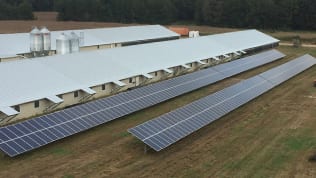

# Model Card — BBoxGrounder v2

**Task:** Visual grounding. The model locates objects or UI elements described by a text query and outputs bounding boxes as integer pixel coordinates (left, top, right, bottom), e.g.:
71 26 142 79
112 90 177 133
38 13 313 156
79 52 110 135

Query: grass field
1 12 316 177
0 46 315 177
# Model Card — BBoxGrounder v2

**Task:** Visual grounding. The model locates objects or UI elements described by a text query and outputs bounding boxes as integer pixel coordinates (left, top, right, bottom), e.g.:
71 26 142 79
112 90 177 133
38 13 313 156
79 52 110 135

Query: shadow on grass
308 154 316 162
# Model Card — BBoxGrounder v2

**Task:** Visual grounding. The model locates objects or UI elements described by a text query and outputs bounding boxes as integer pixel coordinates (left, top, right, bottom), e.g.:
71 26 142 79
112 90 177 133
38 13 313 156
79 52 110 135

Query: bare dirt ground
1 12 316 178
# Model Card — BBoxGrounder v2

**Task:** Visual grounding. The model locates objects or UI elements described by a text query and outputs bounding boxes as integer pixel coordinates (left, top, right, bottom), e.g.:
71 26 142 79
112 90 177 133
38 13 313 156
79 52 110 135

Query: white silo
40 27 51 51
70 32 80 53
56 33 71 55
30 27 43 52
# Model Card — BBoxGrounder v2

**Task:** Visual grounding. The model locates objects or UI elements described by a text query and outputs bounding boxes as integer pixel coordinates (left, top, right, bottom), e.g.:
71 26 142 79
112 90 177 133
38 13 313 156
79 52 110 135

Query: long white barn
0 25 180 62
0 29 279 124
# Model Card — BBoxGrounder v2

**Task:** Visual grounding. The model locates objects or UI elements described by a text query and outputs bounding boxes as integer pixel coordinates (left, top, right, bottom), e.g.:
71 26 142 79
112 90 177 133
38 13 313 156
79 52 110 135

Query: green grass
114 131 130 138
62 174 75 178
183 168 201 178
219 128 316 177
49 147 72 156
277 46 316 57
282 130 316 151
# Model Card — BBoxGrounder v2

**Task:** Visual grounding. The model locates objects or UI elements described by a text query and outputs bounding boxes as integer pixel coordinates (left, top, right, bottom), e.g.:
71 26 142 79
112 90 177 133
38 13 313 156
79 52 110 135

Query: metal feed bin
56 33 71 55
70 32 80 53
30 27 43 52
40 27 51 51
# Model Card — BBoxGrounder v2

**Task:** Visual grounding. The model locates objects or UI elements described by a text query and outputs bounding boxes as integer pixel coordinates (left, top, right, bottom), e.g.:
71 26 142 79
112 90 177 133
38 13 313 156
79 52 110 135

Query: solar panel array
0 50 284 157
128 55 316 151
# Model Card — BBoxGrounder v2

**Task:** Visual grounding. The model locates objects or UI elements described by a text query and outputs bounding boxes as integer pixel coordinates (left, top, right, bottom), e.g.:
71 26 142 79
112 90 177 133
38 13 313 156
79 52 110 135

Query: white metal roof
0 60 85 109
0 29 279 115
0 25 180 58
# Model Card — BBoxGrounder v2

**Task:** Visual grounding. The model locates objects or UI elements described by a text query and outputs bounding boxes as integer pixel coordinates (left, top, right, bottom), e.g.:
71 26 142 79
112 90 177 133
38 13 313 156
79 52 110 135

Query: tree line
0 0 33 20
53 0 316 30
0 0 315 30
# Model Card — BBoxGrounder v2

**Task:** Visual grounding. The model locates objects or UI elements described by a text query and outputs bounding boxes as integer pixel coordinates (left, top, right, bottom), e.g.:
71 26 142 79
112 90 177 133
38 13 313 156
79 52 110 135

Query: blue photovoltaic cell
0 50 285 157
260 55 316 87
128 54 316 151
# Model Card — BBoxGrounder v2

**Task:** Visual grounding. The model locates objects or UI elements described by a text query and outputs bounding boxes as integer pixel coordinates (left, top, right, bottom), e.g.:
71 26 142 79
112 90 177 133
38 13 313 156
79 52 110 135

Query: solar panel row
260 55 316 87
128 54 316 151
0 49 285 157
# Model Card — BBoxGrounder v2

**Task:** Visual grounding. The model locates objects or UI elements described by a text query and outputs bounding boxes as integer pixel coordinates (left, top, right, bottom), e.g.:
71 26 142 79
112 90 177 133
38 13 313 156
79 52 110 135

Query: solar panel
260 55 316 87
0 49 285 157
128 54 316 151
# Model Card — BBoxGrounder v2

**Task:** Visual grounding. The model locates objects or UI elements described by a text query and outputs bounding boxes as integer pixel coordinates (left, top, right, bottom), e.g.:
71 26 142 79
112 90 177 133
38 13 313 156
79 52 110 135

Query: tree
246 0 277 29
200 0 224 26
221 0 250 28
293 0 316 29
173 0 195 21
18 0 34 20
0 0 33 20
52 0 316 30
30 0 54 11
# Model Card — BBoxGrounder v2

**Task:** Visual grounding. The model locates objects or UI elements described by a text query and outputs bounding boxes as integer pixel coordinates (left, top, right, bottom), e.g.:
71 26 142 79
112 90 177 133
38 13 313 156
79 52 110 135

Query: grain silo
30 27 43 53
56 33 71 55
70 32 80 53
40 27 51 52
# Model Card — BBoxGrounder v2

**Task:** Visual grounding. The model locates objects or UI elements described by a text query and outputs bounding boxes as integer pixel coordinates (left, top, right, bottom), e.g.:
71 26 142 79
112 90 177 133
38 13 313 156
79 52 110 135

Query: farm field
1 12 316 178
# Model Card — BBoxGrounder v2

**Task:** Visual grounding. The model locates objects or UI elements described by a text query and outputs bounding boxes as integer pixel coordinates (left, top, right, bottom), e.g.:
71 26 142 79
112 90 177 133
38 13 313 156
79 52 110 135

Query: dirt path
280 43 316 48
